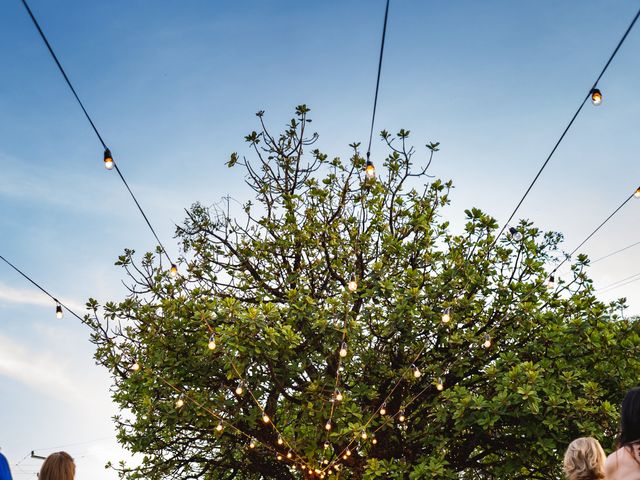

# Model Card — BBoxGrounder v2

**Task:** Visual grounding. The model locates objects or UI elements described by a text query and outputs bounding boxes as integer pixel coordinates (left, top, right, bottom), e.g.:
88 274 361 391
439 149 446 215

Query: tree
87 105 640 480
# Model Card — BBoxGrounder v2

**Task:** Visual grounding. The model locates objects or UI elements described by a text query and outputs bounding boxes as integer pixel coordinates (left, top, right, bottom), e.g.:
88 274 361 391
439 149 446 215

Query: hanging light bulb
634 186 640 198
287 451 293 459
347 273 358 292
339 342 348 358
546 274 555 290
249 438 256 449
175 398 185 409
361 430 368 440
342 454 348 460
365 159 376 180
398 409 406 423
483 333 492 349
325 420 332 431
262 413 270 424
591 88 603 106
412 364 422 378
441 307 451 323
103 148 114 170
323 459 329 465
372 435 378 445
346 449 352 457
131 361 140 372
216 421 224 432
55 303 63 319
170 264 178 277
508 226 523 241
380 402 387 415
208 333 217 350
436 377 444 391
277 435 284 446
235 381 244 396
277 453 283 461
335 390 343 402
323 441 330 450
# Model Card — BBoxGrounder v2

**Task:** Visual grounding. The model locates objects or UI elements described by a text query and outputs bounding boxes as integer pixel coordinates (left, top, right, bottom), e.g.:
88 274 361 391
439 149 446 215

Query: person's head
39 452 75 480
563 437 606 480
620 386 640 445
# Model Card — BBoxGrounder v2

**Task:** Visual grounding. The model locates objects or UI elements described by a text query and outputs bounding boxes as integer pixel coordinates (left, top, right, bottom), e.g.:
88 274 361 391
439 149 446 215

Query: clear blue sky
1 1 639 478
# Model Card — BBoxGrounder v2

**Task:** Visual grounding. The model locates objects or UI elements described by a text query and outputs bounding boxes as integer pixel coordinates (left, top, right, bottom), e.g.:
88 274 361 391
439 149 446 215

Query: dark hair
620 387 640 446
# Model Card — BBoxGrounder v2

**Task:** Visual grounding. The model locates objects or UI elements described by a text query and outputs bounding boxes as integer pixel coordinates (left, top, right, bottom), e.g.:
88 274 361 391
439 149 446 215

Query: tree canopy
87 105 640 479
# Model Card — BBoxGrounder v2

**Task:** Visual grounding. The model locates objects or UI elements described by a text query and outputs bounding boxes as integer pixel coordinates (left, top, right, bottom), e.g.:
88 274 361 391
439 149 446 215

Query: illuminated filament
347 273 358 292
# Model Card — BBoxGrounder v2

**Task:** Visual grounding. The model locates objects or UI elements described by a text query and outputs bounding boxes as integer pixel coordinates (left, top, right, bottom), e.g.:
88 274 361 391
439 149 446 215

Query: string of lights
20 0 176 273
491 5 640 248
321 183 640 475
363 0 390 180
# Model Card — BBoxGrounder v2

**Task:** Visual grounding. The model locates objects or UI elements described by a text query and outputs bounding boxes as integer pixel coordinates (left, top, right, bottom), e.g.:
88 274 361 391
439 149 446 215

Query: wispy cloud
0 333 84 402
0 282 86 313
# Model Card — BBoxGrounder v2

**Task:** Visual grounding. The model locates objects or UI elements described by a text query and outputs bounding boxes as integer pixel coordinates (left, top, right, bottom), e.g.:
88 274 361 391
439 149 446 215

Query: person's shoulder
606 448 623 477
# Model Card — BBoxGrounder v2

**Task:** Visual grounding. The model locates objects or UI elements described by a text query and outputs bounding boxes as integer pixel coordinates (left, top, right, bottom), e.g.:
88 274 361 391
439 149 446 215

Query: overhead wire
20 0 174 267
491 6 640 248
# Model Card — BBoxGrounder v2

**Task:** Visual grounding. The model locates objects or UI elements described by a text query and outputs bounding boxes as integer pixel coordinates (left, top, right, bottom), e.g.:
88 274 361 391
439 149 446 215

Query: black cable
597 271 640 293
366 0 390 160
591 239 640 264
20 0 173 266
0 253 85 323
493 5 640 246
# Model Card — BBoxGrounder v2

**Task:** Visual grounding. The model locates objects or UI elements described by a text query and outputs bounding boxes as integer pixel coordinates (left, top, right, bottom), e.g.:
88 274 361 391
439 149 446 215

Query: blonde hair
39 451 75 480
563 437 606 480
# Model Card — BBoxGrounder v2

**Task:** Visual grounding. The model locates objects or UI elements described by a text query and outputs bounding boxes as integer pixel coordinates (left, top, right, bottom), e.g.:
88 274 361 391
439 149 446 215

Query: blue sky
1 1 640 478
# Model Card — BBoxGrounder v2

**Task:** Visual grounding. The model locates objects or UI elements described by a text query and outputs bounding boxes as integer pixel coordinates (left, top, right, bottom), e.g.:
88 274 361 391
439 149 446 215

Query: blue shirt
0 453 12 480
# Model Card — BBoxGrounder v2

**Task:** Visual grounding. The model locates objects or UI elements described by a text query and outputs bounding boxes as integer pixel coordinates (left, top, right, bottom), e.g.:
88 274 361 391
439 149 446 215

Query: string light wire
20 0 173 267
492 5 640 246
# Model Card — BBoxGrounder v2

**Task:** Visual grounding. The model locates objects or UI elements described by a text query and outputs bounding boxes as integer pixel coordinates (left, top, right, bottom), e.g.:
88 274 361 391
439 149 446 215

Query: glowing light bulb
216 422 224 432
372 436 378 445
398 409 406 423
591 88 602 106
436 377 444 391
483 333 492 349
509 226 523 241
546 275 555 290
347 273 358 292
131 361 140 372
175 398 184 409
55 303 63 319
365 159 376 179
325 420 332 431
287 451 292 459
346 449 352 457
412 364 421 378
249 438 256 449
635 187 640 198
323 459 329 465
103 148 114 170
235 382 244 396
208 333 217 350
262 414 270 423
380 402 387 415
361 430 368 440
335 390 343 402
170 264 178 277
277 453 283 461
339 342 348 358
324 441 330 450
342 454 348 460
315 468 321 475
441 307 451 323
277 436 284 445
